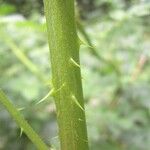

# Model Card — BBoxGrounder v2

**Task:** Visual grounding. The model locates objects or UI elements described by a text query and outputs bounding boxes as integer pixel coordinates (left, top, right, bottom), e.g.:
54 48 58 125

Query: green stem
4 37 46 83
0 90 49 150
44 0 89 150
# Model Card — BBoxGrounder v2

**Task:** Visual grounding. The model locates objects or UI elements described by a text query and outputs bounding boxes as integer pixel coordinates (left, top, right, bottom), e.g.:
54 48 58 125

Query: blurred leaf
0 4 16 15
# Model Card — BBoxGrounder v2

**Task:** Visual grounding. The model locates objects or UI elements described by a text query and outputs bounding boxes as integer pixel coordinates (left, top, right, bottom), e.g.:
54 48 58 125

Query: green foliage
0 0 150 150
0 3 16 15
3 0 43 17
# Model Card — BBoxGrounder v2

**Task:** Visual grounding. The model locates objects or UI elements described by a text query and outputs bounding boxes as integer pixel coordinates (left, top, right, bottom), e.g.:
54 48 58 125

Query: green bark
43 0 89 150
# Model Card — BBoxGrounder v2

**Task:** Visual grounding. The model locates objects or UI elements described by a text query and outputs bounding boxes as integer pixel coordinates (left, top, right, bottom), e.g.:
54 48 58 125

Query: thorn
36 89 55 105
78 38 85 46
55 83 65 93
51 135 59 140
71 95 85 111
45 79 53 87
78 118 84 122
87 44 95 49
17 107 25 111
70 58 80 68
36 83 66 105
78 38 94 49
52 83 66 97
20 128 23 137
81 138 88 143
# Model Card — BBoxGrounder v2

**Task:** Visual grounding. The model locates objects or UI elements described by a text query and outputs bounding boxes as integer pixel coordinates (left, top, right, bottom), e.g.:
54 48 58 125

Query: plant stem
0 35 46 83
44 0 89 150
0 90 49 150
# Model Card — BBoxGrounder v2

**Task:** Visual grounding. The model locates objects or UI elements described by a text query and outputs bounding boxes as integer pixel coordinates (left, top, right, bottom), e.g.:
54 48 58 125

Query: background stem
0 90 49 150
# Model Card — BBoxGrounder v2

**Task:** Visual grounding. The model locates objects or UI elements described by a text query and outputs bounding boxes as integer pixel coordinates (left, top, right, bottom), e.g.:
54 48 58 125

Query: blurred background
0 0 150 150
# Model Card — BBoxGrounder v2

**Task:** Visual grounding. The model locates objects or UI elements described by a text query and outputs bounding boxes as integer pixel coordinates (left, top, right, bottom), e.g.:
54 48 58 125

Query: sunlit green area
0 0 150 150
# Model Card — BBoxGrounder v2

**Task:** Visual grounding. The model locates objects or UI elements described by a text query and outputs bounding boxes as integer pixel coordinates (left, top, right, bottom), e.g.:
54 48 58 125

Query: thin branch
0 90 49 150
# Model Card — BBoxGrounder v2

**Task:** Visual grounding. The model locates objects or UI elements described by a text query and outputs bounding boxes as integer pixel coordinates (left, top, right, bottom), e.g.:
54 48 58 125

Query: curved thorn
70 58 80 68
36 89 54 105
71 95 85 111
